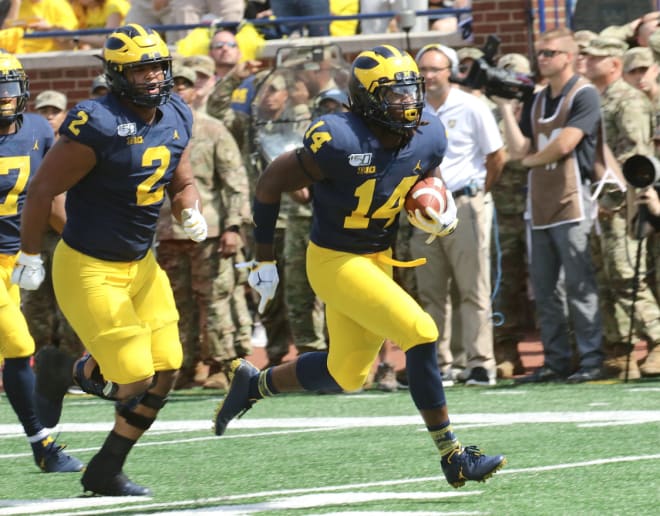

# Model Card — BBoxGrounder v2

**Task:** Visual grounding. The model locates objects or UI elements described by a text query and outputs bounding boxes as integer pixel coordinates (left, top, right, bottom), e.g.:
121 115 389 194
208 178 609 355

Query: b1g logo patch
348 153 372 166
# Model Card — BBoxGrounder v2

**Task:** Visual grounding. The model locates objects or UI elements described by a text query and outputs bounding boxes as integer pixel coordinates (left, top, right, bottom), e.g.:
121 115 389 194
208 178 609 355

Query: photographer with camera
583 37 660 380
494 28 605 384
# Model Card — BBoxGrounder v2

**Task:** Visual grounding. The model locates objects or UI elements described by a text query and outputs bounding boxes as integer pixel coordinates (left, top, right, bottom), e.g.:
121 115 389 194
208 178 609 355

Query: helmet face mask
103 24 173 107
349 45 425 136
0 51 29 125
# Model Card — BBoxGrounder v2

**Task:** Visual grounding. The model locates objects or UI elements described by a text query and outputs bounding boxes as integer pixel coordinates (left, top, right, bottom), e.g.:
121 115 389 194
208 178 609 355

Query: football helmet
103 24 173 107
0 49 29 125
349 45 424 135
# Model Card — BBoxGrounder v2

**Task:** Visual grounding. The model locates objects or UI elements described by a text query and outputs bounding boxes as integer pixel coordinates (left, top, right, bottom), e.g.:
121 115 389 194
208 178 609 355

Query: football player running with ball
0 50 83 475
13 24 207 495
214 45 506 488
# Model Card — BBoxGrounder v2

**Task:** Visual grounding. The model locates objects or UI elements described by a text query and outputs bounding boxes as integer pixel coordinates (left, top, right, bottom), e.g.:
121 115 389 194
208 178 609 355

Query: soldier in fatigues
157 66 251 389
490 53 535 379
584 37 660 379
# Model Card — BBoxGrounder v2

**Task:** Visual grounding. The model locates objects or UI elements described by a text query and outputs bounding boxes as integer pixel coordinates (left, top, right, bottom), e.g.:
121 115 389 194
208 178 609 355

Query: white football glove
407 190 458 244
236 260 279 314
11 252 46 290
181 200 208 242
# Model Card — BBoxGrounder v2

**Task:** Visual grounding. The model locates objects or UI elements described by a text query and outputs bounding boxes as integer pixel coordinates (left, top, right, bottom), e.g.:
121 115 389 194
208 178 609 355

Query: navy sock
296 352 342 393
248 368 279 399
405 342 447 411
3 357 43 436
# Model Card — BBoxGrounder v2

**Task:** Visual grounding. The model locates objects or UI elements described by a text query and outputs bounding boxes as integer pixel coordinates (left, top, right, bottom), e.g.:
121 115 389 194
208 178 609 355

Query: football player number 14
306 120 418 230
344 175 418 229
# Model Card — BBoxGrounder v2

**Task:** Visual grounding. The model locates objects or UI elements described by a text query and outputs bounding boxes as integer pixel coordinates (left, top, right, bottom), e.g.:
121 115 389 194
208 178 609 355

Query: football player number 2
137 146 170 206
67 111 170 207
0 156 30 216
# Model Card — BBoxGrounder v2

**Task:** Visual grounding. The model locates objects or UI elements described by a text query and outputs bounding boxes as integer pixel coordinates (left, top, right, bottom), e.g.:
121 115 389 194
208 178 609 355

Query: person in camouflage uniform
488 53 536 379
157 66 251 389
584 37 660 379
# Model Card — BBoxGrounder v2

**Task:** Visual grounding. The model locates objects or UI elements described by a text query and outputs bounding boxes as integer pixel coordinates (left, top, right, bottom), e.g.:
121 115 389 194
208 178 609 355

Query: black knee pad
116 403 156 430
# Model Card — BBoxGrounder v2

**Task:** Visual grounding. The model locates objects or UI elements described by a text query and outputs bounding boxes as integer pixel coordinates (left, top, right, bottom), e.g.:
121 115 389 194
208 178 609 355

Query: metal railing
21 7 472 40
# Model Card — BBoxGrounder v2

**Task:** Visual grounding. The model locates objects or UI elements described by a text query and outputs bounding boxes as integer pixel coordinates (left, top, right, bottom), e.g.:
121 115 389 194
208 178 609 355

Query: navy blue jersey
304 112 447 253
59 94 193 261
0 114 53 254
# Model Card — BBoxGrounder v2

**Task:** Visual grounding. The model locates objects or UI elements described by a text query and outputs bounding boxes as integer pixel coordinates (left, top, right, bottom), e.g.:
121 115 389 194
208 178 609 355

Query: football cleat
33 437 84 473
81 453 151 496
441 445 507 488
214 358 259 436
82 470 151 496
34 345 76 428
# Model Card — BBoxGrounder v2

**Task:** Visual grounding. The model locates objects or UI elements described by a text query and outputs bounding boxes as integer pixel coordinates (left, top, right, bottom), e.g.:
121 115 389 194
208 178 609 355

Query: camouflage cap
623 47 654 72
456 46 484 62
90 74 108 94
648 30 660 63
35 90 67 111
497 53 531 74
574 30 597 50
269 75 287 91
582 37 629 57
182 54 216 77
172 65 197 85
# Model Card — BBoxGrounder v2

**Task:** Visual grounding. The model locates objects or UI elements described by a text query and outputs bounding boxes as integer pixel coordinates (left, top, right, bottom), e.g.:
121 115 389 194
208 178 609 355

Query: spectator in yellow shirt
71 0 130 48
16 0 79 53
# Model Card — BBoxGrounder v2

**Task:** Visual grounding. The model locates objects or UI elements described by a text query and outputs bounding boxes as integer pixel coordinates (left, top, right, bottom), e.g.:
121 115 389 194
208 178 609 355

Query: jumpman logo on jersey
414 160 422 172
33 140 39 151
173 130 180 140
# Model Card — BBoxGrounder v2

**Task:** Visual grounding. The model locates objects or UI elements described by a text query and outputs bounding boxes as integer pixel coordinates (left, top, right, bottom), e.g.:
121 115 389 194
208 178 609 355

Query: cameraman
494 28 605 384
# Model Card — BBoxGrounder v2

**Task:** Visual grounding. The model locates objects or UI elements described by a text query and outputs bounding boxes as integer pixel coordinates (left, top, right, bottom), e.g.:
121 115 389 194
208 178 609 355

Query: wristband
252 199 280 244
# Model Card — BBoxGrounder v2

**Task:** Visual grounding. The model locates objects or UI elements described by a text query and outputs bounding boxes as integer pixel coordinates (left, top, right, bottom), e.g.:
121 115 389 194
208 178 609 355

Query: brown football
404 177 447 219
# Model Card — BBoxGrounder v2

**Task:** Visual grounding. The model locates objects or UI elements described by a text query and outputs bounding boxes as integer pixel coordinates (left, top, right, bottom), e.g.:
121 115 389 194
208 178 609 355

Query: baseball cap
317 88 348 105
648 30 660 63
268 75 287 91
182 55 215 77
172 65 197 86
415 44 459 76
457 47 484 62
574 30 598 51
582 37 629 57
35 90 67 111
497 53 531 74
90 74 108 95
623 47 654 72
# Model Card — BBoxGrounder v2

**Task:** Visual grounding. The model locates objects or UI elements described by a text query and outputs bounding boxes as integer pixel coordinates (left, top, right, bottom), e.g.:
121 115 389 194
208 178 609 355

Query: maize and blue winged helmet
103 24 173 107
349 45 424 135
0 49 29 125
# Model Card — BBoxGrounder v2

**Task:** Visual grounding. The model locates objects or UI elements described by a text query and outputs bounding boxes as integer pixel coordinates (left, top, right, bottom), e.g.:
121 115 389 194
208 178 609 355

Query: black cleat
214 358 259 436
81 469 151 496
441 445 507 488
34 346 76 427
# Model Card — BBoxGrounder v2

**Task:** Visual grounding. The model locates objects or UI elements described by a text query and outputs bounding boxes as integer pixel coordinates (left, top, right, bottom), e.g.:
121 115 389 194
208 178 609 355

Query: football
404 177 448 219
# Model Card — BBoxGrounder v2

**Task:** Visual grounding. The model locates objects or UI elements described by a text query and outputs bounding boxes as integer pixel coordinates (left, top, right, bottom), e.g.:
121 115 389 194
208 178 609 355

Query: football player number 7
0 156 30 216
